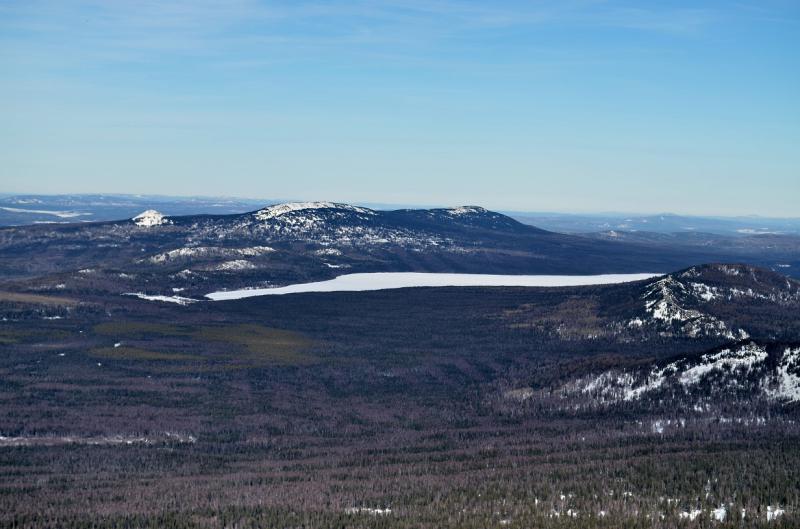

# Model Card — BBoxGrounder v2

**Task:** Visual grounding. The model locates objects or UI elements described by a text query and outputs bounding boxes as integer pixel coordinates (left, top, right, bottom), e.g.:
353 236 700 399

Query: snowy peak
245 202 386 240
446 206 487 216
643 275 700 323
432 205 504 222
253 202 374 221
637 274 747 340
132 210 170 227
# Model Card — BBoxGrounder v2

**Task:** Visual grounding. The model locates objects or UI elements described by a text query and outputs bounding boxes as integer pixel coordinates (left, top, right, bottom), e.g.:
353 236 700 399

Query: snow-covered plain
206 272 660 301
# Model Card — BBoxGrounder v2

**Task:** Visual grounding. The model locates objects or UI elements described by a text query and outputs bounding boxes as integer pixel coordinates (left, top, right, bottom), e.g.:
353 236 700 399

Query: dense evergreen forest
1 272 799 527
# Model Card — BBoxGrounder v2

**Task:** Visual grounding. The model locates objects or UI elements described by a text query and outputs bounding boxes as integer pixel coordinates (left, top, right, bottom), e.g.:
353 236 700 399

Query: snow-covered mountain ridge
538 264 800 406
123 202 525 253
564 341 800 405
626 264 800 340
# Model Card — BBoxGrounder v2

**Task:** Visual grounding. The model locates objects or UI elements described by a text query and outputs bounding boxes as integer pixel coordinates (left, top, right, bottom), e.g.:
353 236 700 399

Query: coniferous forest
2 271 799 528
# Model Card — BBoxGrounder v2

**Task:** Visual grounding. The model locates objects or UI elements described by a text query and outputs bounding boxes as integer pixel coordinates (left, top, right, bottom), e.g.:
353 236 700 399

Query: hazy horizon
1 190 800 220
2 1 798 216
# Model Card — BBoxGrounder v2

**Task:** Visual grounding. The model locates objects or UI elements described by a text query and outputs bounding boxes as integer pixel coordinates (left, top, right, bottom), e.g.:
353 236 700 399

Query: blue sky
1 1 798 215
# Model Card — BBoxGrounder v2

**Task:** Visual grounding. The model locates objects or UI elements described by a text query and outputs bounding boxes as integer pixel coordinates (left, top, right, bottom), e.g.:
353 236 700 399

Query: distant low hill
511 211 800 236
4 201 796 300
0 193 268 226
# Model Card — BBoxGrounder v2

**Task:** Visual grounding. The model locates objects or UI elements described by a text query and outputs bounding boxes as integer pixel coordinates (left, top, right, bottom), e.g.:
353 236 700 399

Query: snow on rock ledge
132 210 170 227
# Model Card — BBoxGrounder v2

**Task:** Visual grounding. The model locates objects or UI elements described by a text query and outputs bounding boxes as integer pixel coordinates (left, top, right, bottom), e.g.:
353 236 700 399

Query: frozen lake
206 272 661 300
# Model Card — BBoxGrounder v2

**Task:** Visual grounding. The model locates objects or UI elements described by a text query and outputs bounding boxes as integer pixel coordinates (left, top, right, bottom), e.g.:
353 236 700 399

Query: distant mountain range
511 211 800 236
3 194 799 236
1 202 798 303
1 196 797 278
0 194 267 226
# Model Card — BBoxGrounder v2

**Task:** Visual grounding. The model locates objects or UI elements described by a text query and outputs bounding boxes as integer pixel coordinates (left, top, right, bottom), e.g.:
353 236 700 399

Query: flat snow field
206 272 661 300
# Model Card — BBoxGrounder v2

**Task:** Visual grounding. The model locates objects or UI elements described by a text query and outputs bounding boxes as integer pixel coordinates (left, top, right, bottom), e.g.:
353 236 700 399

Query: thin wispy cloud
1 1 797 215
0 1 728 64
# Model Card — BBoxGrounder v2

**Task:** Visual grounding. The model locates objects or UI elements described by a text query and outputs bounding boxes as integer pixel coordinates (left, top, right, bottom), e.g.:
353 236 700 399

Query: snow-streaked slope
566 342 800 405
766 347 800 401
206 272 659 300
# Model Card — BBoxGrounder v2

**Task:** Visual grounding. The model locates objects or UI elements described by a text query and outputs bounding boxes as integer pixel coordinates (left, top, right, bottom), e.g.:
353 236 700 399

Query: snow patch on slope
677 344 767 386
123 292 198 305
148 246 273 264
214 259 256 271
765 347 800 402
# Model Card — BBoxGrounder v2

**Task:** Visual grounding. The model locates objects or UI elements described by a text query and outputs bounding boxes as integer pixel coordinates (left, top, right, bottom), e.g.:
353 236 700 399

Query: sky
1 1 798 216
